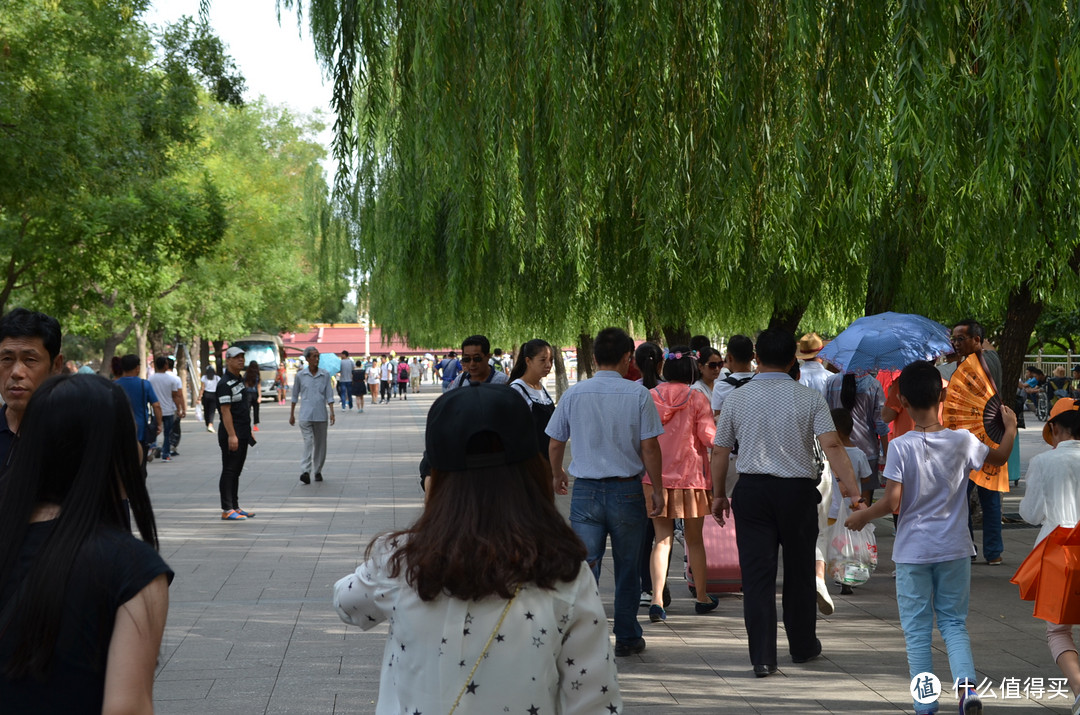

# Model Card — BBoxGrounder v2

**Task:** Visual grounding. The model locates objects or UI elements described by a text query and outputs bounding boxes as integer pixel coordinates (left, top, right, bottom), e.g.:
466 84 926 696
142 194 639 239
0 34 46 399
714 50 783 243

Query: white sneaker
207 424 215 433
639 591 651 607
816 577 835 616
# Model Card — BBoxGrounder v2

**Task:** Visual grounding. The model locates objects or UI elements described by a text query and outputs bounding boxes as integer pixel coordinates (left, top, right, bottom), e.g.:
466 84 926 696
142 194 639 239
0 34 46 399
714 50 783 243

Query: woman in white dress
333 384 622 714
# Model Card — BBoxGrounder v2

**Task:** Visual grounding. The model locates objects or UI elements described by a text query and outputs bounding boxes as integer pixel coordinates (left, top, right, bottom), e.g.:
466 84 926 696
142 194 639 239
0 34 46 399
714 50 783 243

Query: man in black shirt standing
217 346 255 521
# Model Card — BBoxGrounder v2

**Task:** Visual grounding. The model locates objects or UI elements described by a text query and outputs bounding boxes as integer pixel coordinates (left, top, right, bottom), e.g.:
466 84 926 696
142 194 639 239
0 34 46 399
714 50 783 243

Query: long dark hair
840 373 858 412
635 342 664 389
376 453 585 601
0 374 159 678
662 345 698 385
508 339 552 382
244 360 260 387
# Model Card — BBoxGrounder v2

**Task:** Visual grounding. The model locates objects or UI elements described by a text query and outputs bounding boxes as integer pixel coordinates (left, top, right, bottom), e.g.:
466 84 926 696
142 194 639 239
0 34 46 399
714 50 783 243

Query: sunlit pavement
149 391 1072 713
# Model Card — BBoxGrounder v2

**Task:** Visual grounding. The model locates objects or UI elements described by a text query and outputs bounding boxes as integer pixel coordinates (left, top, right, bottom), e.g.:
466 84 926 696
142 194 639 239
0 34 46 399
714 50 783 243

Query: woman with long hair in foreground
334 384 621 714
0 374 173 713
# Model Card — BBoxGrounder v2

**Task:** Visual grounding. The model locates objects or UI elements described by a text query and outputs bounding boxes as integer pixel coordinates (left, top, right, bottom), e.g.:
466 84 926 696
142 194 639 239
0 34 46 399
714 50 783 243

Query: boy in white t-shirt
846 361 1016 715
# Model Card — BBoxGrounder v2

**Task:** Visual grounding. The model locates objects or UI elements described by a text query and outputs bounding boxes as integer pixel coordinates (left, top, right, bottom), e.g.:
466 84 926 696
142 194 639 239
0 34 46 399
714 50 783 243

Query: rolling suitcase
685 508 742 595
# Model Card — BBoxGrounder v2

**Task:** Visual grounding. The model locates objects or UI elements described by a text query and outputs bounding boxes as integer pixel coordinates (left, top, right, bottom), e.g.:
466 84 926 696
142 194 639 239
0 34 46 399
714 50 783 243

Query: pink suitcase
685 510 742 595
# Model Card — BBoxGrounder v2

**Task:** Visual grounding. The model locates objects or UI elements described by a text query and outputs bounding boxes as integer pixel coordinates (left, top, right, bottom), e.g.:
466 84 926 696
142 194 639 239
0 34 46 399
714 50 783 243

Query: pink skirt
643 483 712 519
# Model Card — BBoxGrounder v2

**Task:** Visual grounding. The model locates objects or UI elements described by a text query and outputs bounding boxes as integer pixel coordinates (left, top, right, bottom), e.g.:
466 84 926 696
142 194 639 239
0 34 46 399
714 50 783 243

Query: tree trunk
661 324 691 348
134 322 149 378
766 302 809 336
101 335 123 377
996 283 1043 396
212 339 225 376
174 339 191 407
149 328 165 360
199 337 210 377
576 332 595 380
552 344 569 399
644 311 663 344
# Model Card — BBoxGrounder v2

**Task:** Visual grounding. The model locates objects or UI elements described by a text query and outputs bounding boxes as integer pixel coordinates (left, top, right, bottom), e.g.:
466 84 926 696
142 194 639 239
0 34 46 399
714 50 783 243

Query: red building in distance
280 324 453 358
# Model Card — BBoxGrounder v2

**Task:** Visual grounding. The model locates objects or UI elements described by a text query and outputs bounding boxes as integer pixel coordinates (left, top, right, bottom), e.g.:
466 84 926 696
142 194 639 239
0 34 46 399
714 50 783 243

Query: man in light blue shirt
547 327 664 657
290 346 336 484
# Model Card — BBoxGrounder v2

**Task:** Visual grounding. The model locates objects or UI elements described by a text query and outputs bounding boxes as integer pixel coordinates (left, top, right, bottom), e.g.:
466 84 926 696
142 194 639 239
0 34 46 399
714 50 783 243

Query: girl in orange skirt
645 347 718 621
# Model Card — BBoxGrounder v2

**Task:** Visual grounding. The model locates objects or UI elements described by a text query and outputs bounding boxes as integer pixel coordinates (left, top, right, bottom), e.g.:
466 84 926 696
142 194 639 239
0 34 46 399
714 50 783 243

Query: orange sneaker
221 509 247 521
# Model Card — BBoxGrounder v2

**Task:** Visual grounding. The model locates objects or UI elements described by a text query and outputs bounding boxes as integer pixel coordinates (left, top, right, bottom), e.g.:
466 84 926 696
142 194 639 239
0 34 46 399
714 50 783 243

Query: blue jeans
966 481 1003 561
895 558 976 714
160 414 175 460
337 382 352 409
569 477 647 645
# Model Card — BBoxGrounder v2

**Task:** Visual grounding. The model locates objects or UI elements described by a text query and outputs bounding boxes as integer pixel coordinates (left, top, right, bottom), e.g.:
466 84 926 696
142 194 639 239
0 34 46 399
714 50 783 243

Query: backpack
398 362 409 381
722 375 752 455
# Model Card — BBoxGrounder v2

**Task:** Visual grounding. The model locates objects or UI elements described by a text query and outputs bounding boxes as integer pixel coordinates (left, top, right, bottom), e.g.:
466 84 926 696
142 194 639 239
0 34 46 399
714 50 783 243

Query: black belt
594 475 640 482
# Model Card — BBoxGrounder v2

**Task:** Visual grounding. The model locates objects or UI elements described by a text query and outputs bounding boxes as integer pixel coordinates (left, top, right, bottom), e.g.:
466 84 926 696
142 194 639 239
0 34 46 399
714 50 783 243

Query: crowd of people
1 306 1079 714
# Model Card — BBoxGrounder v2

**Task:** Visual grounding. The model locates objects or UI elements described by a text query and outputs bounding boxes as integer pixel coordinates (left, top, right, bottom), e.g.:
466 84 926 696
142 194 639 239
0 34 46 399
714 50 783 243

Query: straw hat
796 332 825 360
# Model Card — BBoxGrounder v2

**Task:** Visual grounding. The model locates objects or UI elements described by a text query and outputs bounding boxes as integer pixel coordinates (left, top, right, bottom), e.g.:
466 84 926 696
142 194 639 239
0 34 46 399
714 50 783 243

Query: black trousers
732 474 820 666
218 433 248 511
202 395 218 426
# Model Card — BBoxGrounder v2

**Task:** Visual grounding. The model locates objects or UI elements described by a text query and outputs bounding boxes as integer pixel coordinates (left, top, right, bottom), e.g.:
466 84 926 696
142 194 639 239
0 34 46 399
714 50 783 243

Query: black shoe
613 637 646 657
695 595 720 614
300 472 311 484
792 641 822 664
753 664 778 678
314 473 323 482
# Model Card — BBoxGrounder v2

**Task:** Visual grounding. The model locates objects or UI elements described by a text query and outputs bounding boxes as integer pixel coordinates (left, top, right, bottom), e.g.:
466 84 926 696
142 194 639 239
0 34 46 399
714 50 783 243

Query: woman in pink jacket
645 347 718 621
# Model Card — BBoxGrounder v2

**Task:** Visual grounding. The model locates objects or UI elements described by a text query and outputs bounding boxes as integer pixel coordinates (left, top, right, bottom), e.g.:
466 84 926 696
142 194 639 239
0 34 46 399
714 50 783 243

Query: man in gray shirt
338 350 356 411
290 347 336 484
547 327 664 658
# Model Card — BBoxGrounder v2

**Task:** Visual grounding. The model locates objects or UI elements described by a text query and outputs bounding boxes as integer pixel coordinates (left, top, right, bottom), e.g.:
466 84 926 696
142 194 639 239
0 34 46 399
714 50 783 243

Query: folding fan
943 354 1010 492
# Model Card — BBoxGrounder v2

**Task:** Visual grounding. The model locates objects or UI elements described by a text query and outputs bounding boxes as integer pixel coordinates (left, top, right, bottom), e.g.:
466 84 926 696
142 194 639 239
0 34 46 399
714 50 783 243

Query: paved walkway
149 390 1074 714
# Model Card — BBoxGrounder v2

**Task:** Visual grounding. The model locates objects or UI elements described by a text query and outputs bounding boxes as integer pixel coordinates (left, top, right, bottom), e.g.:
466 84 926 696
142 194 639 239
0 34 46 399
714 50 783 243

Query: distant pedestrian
338 350 355 410
275 362 288 404
409 356 421 393
217 347 256 521
199 366 220 432
148 355 184 462
438 351 462 392
351 359 367 412
366 358 381 404
379 357 393 403
290 347 335 484
333 384 621 714
116 354 163 471
244 360 261 432
396 356 410 399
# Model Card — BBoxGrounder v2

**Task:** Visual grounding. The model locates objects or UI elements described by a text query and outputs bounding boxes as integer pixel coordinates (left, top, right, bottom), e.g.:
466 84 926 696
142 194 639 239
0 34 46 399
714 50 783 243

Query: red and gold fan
943 355 1009 492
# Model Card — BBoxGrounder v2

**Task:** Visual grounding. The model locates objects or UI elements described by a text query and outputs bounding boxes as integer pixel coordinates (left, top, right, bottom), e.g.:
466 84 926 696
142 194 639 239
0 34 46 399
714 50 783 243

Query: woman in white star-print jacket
333 384 622 714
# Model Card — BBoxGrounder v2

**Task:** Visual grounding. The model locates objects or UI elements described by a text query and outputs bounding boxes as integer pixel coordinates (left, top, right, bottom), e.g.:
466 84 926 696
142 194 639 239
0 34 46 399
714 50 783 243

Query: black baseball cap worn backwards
425 384 538 471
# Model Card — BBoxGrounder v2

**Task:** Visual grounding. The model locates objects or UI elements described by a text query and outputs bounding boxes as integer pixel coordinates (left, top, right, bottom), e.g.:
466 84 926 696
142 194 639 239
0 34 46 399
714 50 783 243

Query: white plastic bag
195 403 204 423
826 499 878 586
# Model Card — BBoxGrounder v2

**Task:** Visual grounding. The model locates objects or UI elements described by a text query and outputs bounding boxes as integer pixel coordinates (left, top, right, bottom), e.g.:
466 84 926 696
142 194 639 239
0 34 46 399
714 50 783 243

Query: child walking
846 361 1016 715
826 408 874 596
1018 398 1080 712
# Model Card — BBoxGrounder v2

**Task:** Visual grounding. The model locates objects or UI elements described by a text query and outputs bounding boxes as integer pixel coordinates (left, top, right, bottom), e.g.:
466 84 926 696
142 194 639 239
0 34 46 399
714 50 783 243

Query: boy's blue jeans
895 557 977 714
337 381 353 409
569 477 647 646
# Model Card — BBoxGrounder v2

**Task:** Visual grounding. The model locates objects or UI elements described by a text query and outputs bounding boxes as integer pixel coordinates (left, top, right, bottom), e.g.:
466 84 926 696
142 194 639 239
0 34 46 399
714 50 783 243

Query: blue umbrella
818 312 953 375
317 352 342 377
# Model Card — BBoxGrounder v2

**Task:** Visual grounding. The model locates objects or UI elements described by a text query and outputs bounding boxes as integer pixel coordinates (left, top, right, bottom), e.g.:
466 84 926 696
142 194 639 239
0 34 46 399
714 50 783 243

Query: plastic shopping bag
195 403 204 423
826 500 878 586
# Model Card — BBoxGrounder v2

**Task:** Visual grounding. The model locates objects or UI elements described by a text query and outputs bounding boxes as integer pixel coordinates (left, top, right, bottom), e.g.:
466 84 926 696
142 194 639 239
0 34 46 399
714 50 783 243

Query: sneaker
816 577 835 615
648 605 666 622
695 594 720 614
221 509 247 521
300 472 311 485
613 637 646 657
235 508 256 518
639 591 652 607
959 686 982 714
162 456 172 462
987 556 1003 566
207 424 215 433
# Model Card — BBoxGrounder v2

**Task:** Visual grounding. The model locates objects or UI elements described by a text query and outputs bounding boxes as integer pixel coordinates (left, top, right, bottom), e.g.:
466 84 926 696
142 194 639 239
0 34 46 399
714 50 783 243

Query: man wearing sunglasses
447 335 509 390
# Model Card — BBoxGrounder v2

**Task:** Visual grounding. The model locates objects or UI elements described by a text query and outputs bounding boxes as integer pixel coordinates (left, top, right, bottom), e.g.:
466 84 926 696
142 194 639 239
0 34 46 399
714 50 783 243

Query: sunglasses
459 356 486 364
705 362 724 369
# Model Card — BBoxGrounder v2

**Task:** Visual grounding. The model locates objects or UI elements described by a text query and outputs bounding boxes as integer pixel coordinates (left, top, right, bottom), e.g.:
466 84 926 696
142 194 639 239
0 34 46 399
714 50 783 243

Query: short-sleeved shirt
828 446 874 519
216 370 251 438
0 523 173 713
710 371 755 413
291 367 335 421
714 372 835 479
439 358 462 385
885 428 989 564
367 365 380 384
116 376 158 443
339 358 356 383
545 370 664 479
824 372 889 464
148 371 182 417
